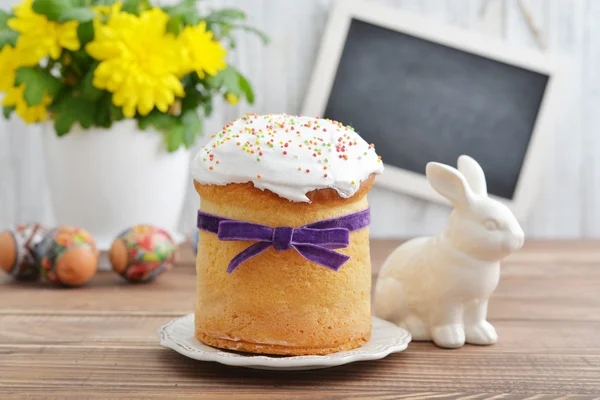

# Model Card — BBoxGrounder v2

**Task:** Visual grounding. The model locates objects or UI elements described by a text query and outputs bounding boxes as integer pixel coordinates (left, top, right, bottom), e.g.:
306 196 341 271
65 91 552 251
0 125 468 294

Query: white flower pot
43 120 190 252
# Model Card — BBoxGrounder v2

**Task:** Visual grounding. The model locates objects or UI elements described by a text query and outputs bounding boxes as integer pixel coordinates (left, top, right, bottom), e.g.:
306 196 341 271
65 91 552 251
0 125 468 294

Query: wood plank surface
1 240 600 398
1 316 599 354
1 347 599 396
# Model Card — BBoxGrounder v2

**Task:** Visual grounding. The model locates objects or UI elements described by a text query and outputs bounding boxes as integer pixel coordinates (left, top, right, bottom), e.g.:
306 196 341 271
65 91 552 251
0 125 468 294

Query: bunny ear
457 155 487 196
426 162 474 207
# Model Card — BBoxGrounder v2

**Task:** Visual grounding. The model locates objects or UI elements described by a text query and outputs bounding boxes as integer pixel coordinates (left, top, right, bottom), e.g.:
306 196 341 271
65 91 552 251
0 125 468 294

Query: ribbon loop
292 227 349 249
217 221 272 242
197 208 371 273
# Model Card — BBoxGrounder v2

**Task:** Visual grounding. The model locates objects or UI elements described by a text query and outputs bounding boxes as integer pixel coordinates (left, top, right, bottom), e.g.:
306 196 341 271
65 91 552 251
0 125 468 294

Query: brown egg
37 226 98 287
0 231 16 274
109 238 128 275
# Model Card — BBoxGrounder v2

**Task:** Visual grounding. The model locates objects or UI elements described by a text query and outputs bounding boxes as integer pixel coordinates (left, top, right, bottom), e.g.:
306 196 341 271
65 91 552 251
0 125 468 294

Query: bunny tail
374 277 406 323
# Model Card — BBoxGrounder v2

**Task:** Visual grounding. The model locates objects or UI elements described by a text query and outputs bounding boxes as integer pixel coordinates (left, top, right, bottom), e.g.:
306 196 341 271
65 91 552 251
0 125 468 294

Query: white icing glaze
191 114 384 202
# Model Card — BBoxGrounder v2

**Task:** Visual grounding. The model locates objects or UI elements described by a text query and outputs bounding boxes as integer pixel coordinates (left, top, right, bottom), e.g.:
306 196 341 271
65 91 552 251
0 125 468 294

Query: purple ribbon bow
197 208 371 273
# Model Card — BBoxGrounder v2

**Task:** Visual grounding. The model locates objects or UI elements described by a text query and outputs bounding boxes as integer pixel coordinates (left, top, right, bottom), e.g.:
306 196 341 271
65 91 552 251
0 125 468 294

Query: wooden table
1 240 599 399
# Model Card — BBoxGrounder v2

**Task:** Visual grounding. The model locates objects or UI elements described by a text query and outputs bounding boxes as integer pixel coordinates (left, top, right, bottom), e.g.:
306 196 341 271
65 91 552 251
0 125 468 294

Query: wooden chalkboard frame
302 0 563 219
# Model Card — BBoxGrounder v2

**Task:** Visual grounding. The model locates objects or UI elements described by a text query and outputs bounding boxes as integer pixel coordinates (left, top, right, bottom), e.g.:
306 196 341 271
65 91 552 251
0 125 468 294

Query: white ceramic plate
157 314 411 370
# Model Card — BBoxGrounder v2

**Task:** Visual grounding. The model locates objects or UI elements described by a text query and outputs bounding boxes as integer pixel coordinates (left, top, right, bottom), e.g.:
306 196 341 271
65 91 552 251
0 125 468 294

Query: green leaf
179 72 195 88
24 84 45 106
203 73 223 90
233 24 269 45
181 13 200 26
2 106 15 119
47 85 69 113
137 117 150 130
138 111 175 131
0 10 18 48
52 99 75 136
64 49 95 80
15 67 62 106
183 128 195 148
167 123 184 152
166 16 182 35
121 0 151 15
59 7 96 22
52 95 96 136
203 99 212 117
221 66 241 95
203 66 240 94
72 49 94 69
218 23 233 38
163 0 204 26
78 65 102 100
54 114 73 136
204 8 246 22
237 71 254 104
181 88 202 111
120 0 137 12
15 70 46 106
110 103 124 121
0 10 11 27
0 30 18 48
88 0 113 6
32 0 73 22
73 103 94 129
163 0 196 18
94 93 113 128
181 109 202 148
77 20 94 44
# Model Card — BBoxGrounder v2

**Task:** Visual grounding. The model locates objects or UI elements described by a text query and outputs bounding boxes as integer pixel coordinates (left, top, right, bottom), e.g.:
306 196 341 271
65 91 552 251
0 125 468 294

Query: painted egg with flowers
0 223 47 280
109 225 176 283
36 226 99 287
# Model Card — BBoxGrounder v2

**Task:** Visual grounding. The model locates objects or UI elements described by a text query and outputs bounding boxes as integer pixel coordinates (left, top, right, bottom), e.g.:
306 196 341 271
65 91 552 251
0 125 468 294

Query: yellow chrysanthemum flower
2 84 51 123
0 43 51 123
0 45 20 92
178 21 227 79
8 0 80 66
86 7 185 118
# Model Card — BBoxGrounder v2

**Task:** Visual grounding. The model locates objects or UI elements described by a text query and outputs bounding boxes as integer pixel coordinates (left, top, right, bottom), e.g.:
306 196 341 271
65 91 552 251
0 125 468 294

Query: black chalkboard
324 19 549 200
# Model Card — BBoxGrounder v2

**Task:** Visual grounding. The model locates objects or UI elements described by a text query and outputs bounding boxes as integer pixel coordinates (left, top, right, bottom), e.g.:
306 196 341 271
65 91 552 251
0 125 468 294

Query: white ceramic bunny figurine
375 155 524 348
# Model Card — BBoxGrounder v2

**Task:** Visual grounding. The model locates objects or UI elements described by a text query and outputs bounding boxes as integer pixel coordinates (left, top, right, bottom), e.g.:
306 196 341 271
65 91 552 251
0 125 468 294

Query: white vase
42 120 190 252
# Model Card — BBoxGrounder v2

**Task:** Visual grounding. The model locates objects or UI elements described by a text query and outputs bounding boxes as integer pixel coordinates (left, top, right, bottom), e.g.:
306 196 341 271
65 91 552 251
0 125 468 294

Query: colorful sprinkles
199 114 379 177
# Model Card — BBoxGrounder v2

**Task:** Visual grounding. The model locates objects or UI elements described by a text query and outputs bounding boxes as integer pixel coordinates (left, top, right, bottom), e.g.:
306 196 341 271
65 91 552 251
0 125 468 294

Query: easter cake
191 114 383 355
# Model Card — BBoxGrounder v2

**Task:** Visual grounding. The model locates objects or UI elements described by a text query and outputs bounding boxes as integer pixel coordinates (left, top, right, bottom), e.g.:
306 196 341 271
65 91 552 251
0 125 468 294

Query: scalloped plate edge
158 314 411 371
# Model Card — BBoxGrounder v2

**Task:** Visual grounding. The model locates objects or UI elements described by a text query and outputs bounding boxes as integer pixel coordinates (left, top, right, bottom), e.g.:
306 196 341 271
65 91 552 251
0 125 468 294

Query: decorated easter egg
36 226 99 287
0 224 47 280
109 225 176 283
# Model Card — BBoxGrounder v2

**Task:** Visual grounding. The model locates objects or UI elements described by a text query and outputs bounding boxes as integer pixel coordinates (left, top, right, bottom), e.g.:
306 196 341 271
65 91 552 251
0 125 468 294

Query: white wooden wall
0 0 598 239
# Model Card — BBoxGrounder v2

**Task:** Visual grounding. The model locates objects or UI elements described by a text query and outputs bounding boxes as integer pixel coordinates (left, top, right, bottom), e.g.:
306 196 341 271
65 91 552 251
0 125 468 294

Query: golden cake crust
194 176 375 355
195 330 370 356
194 174 375 211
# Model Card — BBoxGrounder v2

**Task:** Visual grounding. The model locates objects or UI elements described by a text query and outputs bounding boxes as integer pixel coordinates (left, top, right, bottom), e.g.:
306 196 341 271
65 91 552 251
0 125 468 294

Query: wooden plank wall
0 0 597 239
